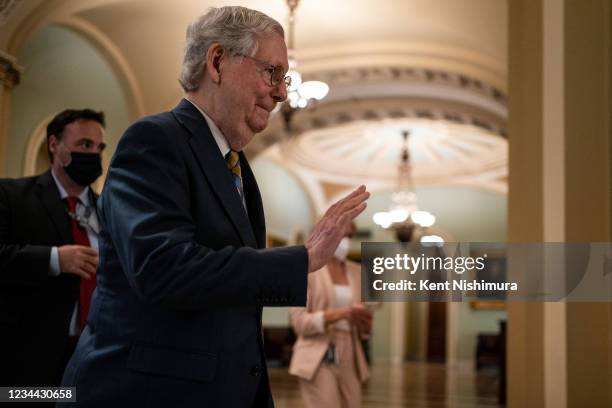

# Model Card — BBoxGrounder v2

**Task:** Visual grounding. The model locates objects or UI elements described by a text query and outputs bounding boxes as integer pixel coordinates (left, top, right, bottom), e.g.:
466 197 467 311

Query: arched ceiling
260 117 507 213
276 118 507 183
1 0 509 231
2 0 507 114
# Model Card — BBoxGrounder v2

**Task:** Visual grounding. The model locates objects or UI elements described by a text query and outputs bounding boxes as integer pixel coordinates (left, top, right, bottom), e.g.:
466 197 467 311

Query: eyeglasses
236 54 292 88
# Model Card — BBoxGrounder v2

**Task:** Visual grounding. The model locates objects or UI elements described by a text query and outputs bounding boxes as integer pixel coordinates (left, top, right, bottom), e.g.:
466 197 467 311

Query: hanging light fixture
372 130 441 243
281 0 329 131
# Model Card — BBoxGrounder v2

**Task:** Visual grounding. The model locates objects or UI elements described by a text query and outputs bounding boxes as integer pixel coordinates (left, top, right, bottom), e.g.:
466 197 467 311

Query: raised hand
304 185 369 273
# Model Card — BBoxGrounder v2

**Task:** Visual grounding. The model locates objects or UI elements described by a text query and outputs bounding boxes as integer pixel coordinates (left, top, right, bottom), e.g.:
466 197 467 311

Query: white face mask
333 237 350 261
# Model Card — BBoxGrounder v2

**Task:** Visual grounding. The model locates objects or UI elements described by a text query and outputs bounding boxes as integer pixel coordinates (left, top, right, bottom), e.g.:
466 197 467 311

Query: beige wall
4 24 131 179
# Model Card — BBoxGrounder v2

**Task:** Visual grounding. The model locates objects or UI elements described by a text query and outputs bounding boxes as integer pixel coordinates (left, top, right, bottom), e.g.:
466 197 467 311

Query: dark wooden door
427 302 447 362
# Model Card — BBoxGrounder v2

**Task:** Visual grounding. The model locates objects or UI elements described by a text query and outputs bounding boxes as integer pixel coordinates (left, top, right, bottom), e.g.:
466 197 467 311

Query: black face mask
64 152 102 186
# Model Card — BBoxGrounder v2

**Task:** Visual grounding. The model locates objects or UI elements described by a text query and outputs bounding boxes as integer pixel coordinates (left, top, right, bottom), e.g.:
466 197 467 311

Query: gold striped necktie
225 150 244 201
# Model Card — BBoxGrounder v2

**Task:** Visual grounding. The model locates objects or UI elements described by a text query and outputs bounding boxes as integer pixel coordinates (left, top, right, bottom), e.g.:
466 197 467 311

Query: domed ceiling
259 115 506 215
1 0 509 216
277 118 506 182
1 0 507 115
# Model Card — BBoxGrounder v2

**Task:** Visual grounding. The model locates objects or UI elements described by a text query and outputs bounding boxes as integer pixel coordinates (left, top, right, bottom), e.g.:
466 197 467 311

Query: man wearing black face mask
0 109 106 390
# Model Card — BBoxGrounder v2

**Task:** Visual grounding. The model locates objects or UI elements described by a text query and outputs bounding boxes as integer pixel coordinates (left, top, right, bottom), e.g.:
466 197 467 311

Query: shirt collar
50 169 91 206
185 98 231 158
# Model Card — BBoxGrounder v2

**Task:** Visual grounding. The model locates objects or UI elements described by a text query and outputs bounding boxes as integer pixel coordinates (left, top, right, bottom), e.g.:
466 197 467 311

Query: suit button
250 365 261 377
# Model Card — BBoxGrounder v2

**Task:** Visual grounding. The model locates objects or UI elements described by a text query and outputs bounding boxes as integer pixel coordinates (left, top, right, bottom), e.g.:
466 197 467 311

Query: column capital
0 51 21 89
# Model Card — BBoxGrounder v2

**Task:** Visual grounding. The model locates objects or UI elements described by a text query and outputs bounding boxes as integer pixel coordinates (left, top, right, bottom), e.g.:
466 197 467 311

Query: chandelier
281 0 329 131
372 130 441 243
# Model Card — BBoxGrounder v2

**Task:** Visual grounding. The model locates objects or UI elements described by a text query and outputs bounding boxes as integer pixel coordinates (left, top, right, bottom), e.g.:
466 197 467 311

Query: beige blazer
288 261 369 382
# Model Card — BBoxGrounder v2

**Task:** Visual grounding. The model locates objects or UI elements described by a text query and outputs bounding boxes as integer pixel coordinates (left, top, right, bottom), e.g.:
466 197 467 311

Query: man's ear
48 135 58 154
206 44 225 84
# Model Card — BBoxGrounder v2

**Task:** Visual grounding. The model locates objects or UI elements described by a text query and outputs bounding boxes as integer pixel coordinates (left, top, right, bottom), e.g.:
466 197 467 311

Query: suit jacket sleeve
0 182 52 287
100 119 308 311
290 308 326 337
289 274 326 336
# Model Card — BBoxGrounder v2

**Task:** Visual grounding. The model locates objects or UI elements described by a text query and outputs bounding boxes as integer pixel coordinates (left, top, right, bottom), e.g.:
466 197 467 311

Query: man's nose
272 82 288 103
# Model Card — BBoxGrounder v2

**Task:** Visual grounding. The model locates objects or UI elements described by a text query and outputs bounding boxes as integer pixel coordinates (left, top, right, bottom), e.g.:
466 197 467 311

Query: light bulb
298 80 329 101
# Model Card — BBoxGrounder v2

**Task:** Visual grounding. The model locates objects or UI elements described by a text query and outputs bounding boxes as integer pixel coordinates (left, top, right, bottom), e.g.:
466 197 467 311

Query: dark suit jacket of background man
61 99 309 407
0 171 87 386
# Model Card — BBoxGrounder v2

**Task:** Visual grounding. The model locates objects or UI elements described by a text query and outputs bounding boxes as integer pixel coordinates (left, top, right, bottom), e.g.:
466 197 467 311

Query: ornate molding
245 65 508 158
274 118 507 184
247 100 506 158
0 51 21 88
294 41 507 92
307 66 507 107
0 0 21 26
293 104 506 136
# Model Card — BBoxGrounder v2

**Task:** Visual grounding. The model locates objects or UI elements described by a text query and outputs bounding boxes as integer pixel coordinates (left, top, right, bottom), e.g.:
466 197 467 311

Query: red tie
65 196 96 329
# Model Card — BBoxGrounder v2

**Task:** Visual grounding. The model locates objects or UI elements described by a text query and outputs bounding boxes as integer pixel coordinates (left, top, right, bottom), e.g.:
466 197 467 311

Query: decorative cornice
294 104 506 136
245 65 508 158
247 99 507 158
0 50 21 88
275 118 507 184
293 42 507 92
0 0 21 26
307 66 507 106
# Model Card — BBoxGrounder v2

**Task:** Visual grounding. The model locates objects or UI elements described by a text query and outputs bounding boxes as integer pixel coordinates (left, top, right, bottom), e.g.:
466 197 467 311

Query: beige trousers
299 331 362 408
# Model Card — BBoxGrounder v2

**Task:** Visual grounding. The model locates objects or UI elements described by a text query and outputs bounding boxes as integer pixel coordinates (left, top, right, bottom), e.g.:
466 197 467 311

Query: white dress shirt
185 98 230 158
333 285 352 331
185 98 247 211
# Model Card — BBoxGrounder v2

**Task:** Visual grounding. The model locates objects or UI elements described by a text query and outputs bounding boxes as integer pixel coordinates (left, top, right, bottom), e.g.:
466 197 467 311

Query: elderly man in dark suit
60 6 369 408
0 109 105 389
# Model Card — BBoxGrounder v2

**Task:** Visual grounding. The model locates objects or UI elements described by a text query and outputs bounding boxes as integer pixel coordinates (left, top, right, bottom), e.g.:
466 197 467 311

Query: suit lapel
171 98 257 248
35 170 73 244
240 153 266 249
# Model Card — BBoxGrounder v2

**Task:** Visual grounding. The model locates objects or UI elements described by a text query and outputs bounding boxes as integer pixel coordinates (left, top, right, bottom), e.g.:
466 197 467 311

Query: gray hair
179 6 285 92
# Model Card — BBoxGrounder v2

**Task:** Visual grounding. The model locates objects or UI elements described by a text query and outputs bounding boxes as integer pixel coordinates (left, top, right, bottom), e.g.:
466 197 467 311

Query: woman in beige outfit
289 235 374 408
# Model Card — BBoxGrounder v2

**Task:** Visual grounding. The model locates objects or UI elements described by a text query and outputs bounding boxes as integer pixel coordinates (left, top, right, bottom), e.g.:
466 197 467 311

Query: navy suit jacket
0 171 84 387
60 99 308 407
